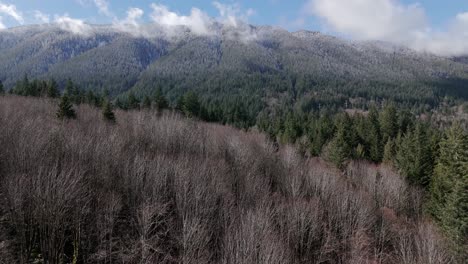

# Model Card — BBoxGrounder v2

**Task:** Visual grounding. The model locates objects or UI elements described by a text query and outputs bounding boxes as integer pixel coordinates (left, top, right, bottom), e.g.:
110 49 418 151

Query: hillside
0 95 455 263
1 24 468 107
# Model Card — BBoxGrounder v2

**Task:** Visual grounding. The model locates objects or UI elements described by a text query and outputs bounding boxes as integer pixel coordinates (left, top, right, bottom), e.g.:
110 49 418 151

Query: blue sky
3 0 468 31
2 0 468 55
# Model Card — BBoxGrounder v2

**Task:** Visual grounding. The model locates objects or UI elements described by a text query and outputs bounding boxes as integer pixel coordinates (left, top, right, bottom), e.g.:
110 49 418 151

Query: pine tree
102 100 116 123
429 124 468 253
380 102 398 142
368 106 383 162
309 115 334 156
56 94 76 119
326 128 351 169
12 74 30 95
181 91 201 118
153 88 169 111
127 92 140 110
282 112 301 143
47 79 59 98
142 95 152 109
396 122 434 186
326 114 353 169
383 138 395 165
0 80 4 95
65 78 74 95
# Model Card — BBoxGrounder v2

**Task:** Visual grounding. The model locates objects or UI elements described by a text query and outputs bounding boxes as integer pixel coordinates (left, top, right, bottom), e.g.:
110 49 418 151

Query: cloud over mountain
54 14 92 35
308 0 468 56
0 2 23 25
149 4 213 36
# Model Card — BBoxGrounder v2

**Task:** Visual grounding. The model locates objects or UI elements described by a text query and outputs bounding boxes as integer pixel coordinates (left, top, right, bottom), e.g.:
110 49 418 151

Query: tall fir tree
326 114 354 169
383 138 395 165
153 88 169 111
47 79 59 98
127 92 140 110
368 106 383 162
429 124 468 254
64 78 74 95
56 94 76 119
396 122 434 186
380 102 398 142
142 95 152 109
181 91 201 118
102 100 116 123
0 80 4 95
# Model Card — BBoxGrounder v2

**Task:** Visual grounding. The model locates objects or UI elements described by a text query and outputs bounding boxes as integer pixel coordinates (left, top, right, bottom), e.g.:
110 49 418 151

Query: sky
1 0 468 55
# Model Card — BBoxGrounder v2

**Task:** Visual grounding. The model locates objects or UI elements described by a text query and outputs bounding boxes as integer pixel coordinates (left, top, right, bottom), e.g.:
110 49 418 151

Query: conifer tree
56 94 76 119
102 100 116 123
127 92 140 110
47 79 59 98
309 115 334 156
395 123 433 186
326 114 353 169
181 91 201 118
65 78 74 95
383 138 395 165
326 128 351 169
368 106 383 162
0 80 4 95
429 124 468 253
142 95 151 109
282 112 301 143
380 102 398 142
153 88 169 111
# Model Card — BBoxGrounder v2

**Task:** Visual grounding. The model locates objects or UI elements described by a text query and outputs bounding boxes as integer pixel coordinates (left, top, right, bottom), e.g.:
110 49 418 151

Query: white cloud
213 1 256 27
121 7 144 26
34 10 50 24
112 7 145 35
93 0 111 17
54 14 93 35
0 2 24 24
77 0 112 17
150 3 213 35
0 16 5 29
307 0 468 56
308 0 427 42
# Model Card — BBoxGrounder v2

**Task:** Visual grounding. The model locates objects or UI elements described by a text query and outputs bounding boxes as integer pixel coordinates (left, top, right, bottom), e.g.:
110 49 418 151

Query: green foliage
429 124 468 254
153 88 169 111
56 94 76 120
142 95 151 109
12 75 48 97
325 114 354 169
0 80 4 95
309 114 335 156
180 91 201 118
383 138 395 165
127 92 140 110
380 102 398 142
368 106 383 162
47 79 59 98
281 112 302 143
102 100 116 123
395 123 436 186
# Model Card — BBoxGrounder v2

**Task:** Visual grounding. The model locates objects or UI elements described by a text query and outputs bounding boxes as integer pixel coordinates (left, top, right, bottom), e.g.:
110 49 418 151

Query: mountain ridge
1 23 467 105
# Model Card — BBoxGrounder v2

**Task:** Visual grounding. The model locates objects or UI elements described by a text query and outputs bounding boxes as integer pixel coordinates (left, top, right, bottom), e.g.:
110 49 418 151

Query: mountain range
1 23 468 106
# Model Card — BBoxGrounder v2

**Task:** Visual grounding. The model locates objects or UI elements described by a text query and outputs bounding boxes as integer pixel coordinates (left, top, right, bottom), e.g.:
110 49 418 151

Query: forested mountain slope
1 24 468 104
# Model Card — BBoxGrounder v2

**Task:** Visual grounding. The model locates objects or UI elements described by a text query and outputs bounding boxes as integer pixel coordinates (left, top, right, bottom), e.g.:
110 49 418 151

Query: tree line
7 75 254 128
